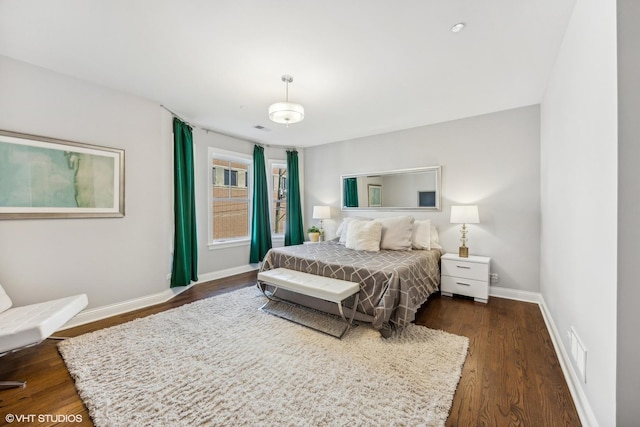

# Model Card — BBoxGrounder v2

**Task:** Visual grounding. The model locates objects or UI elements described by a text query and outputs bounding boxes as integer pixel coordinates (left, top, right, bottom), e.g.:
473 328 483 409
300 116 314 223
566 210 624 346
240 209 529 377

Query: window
209 149 252 244
270 163 287 235
224 169 236 186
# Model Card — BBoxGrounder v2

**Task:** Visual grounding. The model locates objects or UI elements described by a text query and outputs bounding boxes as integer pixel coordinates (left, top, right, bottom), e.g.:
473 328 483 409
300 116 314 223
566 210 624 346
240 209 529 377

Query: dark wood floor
0 271 581 426
416 293 581 426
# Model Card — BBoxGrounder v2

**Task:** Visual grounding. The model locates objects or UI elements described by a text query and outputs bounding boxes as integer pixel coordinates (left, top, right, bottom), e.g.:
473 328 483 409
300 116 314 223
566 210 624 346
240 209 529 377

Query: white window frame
208 148 253 249
268 159 287 242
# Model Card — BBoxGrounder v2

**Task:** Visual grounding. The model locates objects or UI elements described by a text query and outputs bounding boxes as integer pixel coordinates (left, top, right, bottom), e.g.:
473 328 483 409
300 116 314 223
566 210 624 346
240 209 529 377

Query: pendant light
268 75 304 126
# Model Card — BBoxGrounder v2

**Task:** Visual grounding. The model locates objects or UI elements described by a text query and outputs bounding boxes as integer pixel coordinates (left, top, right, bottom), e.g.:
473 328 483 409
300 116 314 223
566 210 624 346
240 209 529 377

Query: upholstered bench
257 268 360 338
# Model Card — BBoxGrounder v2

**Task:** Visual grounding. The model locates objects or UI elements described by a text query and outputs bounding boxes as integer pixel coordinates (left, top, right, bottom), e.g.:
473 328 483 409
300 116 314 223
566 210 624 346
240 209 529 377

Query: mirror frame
340 166 441 211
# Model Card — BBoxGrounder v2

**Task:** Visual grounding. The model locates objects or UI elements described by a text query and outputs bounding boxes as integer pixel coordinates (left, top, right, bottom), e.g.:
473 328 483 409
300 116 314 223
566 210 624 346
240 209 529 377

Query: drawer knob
456 265 471 269
456 282 471 286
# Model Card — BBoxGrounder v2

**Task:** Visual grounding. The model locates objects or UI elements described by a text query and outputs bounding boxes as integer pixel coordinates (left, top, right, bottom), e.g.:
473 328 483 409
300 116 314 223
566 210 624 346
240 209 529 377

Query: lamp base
458 246 469 258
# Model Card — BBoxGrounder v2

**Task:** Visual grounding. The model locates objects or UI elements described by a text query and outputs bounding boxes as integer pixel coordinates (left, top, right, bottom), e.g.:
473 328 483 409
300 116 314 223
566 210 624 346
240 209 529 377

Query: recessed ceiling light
451 23 465 33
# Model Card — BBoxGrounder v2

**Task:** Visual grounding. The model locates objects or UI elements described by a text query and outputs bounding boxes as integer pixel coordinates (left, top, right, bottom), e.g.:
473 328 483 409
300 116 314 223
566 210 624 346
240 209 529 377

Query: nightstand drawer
441 259 489 281
440 275 489 300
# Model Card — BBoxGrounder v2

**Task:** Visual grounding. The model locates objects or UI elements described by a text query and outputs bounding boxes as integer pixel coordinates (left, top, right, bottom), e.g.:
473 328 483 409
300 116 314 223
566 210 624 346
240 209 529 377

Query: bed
259 240 441 333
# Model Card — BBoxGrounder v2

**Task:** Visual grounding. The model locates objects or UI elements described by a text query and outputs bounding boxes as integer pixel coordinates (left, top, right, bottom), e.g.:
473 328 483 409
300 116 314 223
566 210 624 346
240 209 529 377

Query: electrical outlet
489 273 500 284
569 327 587 383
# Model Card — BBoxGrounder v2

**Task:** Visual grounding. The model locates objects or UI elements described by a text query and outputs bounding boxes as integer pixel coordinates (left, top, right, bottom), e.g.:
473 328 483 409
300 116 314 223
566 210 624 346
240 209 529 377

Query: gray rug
58 286 469 427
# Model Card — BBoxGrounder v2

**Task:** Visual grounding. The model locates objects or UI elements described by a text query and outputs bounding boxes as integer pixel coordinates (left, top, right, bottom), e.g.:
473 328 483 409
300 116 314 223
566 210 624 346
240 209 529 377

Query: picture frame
418 191 436 208
368 184 382 207
0 130 125 219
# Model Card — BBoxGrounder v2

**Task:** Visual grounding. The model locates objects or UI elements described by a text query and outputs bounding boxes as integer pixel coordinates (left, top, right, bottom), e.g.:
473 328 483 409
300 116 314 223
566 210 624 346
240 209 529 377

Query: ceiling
0 0 576 147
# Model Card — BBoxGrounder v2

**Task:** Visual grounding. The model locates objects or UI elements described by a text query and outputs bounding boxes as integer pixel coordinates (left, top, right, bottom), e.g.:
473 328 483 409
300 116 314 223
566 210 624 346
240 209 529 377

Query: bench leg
0 381 26 390
257 281 279 301
258 281 360 339
337 293 359 338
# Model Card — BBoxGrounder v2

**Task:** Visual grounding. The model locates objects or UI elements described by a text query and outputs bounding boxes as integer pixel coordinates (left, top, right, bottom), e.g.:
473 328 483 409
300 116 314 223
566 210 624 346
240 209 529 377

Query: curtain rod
160 104 298 151
202 126 270 148
160 104 196 129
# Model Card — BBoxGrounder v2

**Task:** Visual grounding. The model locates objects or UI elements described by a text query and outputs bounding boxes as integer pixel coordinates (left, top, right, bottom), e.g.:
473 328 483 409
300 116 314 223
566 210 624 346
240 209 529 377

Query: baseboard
194 264 258 284
489 285 542 303
60 265 258 330
538 296 599 427
61 288 177 330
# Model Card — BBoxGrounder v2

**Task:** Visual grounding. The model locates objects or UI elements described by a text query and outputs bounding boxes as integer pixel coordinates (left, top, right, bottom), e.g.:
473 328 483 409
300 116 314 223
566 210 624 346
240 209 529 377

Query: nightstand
440 253 491 303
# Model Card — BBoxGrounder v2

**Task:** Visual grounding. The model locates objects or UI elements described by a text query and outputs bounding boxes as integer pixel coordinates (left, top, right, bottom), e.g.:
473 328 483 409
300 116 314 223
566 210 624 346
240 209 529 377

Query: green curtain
170 117 198 287
249 145 272 263
285 150 304 246
344 177 359 207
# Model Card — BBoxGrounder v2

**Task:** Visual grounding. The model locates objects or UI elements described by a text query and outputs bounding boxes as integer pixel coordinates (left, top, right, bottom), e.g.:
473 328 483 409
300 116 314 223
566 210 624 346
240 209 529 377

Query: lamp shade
450 205 479 224
269 75 304 125
312 205 331 220
268 102 304 124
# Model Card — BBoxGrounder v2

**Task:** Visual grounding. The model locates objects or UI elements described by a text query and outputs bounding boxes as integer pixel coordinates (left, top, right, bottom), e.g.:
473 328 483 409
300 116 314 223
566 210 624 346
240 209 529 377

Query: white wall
540 0 617 425
0 56 173 309
616 0 640 424
304 105 541 293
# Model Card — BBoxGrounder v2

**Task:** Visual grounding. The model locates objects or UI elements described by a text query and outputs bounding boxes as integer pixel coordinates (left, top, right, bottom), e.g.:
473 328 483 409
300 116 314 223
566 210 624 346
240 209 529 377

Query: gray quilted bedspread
259 241 441 330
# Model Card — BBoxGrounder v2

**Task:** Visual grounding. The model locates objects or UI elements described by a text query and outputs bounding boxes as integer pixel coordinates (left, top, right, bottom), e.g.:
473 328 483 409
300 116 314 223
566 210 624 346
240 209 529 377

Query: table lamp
312 206 331 241
450 205 480 257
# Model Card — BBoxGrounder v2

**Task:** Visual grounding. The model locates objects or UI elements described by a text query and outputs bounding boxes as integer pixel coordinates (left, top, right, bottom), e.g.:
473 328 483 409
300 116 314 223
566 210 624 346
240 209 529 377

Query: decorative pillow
430 224 442 250
345 220 383 252
376 216 415 250
336 216 373 245
411 219 432 250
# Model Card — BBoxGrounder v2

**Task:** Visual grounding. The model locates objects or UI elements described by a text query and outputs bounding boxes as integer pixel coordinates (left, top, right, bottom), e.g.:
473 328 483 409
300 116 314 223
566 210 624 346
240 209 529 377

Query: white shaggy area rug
58 286 469 427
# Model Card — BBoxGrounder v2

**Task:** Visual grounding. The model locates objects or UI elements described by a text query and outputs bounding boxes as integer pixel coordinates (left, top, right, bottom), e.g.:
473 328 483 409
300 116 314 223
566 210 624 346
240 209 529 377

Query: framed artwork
0 130 125 219
368 184 382 207
418 191 436 207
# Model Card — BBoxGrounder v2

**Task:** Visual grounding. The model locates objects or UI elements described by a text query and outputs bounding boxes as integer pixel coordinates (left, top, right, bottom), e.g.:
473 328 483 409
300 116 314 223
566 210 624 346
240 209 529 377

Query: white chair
0 284 87 389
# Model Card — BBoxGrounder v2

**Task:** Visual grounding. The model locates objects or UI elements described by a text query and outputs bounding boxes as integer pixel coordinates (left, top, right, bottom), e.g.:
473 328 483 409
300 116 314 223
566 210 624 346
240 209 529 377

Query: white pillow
337 216 372 245
411 219 432 250
376 216 414 250
345 220 383 252
430 224 442 250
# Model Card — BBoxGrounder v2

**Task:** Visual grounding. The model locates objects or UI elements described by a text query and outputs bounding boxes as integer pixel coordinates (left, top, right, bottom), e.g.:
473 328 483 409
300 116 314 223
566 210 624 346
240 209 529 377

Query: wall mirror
341 166 441 211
